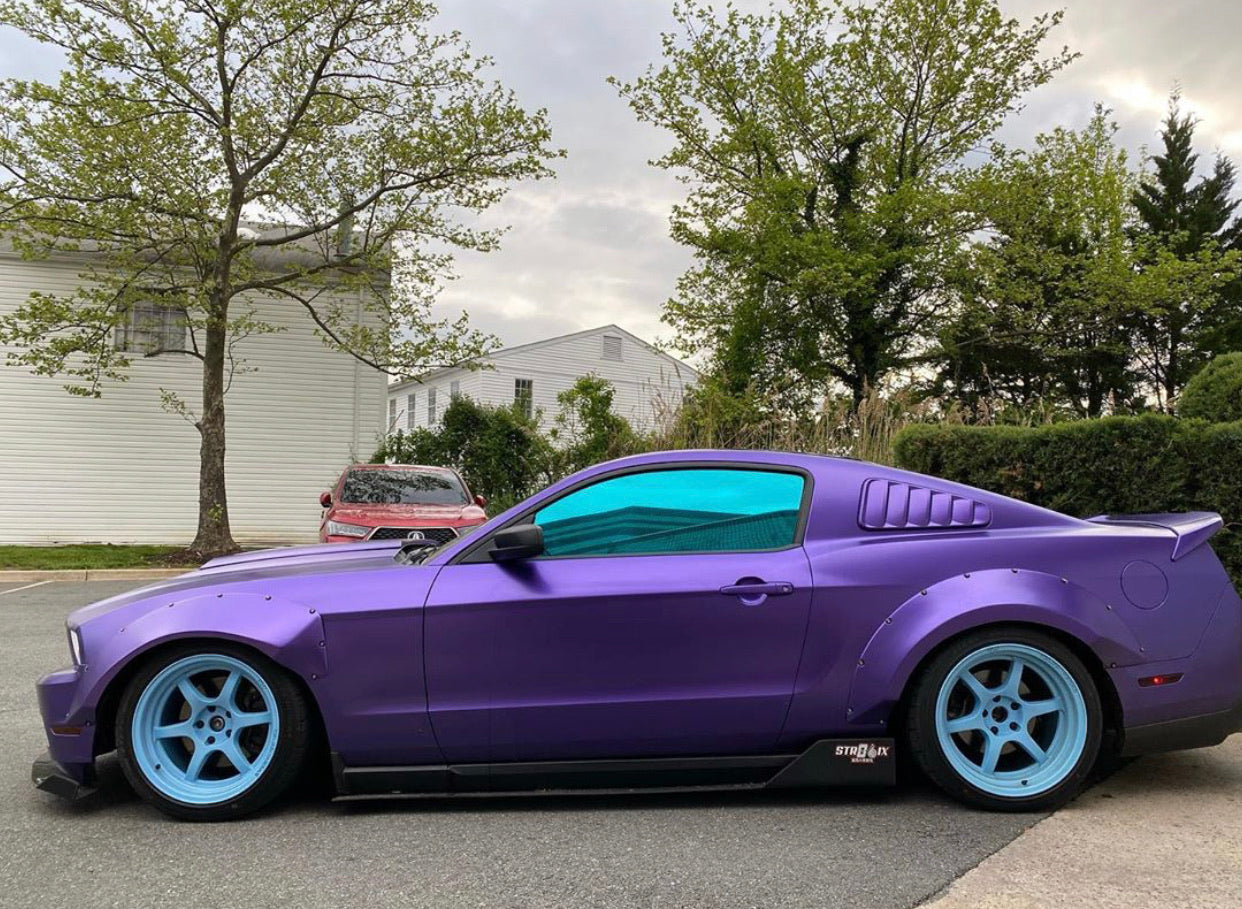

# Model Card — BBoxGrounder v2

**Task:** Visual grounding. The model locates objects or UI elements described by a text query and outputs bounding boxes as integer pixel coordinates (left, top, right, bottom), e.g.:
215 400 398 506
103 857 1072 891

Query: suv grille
369 526 458 545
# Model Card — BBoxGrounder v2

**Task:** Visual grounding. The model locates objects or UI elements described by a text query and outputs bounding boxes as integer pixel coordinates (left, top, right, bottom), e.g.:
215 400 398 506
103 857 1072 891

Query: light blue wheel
130 653 281 806
934 643 1088 797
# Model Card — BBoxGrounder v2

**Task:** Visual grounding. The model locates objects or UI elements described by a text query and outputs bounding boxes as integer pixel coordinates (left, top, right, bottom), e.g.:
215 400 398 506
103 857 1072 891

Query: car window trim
451 461 815 565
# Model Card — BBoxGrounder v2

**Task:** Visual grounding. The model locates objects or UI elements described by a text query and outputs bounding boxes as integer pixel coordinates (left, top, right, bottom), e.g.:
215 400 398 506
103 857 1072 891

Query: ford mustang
32 450 1242 820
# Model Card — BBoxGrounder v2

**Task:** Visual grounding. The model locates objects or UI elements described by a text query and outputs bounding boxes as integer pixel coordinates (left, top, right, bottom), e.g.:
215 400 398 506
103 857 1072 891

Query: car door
423 464 814 763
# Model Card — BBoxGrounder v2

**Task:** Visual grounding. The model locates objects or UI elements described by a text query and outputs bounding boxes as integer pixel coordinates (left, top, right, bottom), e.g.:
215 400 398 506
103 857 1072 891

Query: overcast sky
425 0 1242 352
3 1 1240 353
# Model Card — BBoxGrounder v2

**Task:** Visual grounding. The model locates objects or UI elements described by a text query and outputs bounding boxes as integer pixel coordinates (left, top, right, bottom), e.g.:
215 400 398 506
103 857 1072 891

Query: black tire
116 642 311 821
906 626 1103 812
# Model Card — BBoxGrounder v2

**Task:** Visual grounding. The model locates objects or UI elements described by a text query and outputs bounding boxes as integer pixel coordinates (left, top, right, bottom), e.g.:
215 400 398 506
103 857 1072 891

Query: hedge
1180 353 1242 424
892 414 1242 586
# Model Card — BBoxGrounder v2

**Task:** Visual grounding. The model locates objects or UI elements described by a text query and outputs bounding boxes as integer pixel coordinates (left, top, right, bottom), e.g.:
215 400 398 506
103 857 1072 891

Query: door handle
720 580 795 605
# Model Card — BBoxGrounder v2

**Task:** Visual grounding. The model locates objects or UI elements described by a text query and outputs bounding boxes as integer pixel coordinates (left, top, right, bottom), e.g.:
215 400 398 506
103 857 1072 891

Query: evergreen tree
1130 96 1242 406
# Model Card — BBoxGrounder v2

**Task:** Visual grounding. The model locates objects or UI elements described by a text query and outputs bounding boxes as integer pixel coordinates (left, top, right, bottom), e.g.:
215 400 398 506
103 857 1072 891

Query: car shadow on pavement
327 779 948 819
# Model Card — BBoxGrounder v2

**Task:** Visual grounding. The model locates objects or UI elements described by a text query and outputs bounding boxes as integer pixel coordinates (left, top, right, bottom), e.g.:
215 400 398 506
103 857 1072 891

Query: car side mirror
474 494 488 508
319 492 332 508
489 524 543 562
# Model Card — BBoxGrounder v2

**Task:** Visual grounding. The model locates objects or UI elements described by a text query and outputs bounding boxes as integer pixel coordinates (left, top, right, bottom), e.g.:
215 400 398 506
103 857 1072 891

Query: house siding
388 327 697 435
0 254 387 544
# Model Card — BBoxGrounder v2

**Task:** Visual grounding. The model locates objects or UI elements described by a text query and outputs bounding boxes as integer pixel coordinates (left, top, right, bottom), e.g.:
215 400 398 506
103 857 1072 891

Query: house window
450 379 460 398
427 388 438 424
114 302 186 354
388 398 397 430
602 335 623 361
406 393 416 430
514 378 533 418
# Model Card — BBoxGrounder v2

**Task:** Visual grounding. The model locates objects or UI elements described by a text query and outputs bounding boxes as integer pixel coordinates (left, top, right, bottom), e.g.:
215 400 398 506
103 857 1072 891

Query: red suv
319 464 488 544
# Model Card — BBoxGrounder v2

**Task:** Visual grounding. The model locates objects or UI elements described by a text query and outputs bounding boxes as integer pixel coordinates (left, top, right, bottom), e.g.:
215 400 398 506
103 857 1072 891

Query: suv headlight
326 520 370 538
67 625 84 666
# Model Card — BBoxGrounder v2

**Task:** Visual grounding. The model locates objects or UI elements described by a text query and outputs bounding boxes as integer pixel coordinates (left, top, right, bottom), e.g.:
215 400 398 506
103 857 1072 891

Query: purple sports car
33 450 1242 820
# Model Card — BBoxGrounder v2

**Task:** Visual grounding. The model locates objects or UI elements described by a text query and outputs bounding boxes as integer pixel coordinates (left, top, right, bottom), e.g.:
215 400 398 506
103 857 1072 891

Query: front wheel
116 643 310 821
906 628 1102 812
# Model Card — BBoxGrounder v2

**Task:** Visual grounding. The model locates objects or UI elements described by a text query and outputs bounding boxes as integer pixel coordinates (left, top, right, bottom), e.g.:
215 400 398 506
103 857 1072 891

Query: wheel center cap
991 706 1009 722
208 716 226 732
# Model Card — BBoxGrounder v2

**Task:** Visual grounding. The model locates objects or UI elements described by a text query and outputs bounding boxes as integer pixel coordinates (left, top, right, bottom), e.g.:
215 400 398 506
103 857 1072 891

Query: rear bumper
1121 698 1242 756
31 750 96 800
1112 580 1242 750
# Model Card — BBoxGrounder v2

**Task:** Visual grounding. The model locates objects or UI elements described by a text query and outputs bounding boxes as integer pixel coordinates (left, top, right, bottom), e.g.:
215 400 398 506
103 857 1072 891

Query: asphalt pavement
1 580 1043 909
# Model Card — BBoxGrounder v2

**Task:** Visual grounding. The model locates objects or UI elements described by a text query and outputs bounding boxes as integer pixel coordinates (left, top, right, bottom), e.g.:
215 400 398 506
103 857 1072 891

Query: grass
0 544 202 570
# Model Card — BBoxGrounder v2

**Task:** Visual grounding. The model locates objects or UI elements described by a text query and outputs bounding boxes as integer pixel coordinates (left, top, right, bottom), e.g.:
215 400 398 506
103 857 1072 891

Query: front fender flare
845 569 1144 726
70 593 328 725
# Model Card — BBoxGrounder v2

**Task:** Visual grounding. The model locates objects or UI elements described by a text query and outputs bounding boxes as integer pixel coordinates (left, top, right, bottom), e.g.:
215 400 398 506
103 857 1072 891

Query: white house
0 247 387 545
386 325 699 435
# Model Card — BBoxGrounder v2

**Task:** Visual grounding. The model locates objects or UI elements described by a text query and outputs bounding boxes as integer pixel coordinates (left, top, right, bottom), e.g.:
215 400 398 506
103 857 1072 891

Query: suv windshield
340 469 468 505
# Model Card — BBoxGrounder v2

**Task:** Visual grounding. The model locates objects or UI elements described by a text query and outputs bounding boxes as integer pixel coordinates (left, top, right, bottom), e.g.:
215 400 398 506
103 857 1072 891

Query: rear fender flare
846 569 1144 726
70 593 327 723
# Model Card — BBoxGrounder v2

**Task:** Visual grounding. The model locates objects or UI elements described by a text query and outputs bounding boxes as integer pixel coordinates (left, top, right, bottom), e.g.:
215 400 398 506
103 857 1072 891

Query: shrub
1179 353 1242 423
550 376 646 474
372 395 555 513
653 379 947 465
893 414 1242 586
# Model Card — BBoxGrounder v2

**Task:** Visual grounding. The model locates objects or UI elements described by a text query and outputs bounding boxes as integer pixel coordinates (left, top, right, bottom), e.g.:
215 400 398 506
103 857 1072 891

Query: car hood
69 540 413 626
328 503 485 524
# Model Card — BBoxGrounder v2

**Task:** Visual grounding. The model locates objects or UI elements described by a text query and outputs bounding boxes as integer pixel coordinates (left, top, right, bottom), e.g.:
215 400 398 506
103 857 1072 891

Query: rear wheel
116 643 310 821
907 628 1102 811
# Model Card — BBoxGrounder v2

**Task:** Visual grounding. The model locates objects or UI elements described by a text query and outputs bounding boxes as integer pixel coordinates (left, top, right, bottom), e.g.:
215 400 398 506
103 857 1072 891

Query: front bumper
31 750 96 800
1121 697 1242 756
33 667 99 798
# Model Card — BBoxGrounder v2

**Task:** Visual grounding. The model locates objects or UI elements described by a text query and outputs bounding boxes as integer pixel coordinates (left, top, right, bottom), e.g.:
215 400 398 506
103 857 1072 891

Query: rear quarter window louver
858 478 992 531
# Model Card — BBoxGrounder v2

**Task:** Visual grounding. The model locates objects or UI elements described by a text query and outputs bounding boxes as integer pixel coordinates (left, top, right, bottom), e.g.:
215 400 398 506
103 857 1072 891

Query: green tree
551 375 642 474
613 0 1074 409
1130 96 1242 408
373 395 554 513
0 0 559 556
936 110 1141 418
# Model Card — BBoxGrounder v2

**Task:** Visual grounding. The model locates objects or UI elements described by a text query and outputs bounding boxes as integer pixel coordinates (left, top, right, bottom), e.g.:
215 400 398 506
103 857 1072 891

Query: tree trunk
189 313 238 558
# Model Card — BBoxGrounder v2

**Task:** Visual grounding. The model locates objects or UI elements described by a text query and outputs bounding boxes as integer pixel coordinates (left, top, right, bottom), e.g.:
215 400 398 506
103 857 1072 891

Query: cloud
3 0 1240 354
430 0 1242 352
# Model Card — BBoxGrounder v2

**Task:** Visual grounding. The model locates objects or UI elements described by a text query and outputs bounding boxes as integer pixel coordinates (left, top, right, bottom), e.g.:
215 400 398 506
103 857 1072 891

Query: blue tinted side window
534 468 805 557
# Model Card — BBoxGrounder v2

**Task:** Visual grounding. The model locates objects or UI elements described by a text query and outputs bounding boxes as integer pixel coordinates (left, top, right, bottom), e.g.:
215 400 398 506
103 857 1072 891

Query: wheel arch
92 634 329 761
848 569 1141 730
887 620 1126 748
81 592 329 757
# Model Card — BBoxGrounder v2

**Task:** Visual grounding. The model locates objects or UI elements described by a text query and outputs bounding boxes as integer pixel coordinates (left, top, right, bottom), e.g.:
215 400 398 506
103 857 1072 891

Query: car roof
343 463 457 473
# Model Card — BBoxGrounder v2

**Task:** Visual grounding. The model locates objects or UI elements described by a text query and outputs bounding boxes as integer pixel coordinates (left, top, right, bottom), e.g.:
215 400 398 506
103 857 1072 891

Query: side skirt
331 738 895 799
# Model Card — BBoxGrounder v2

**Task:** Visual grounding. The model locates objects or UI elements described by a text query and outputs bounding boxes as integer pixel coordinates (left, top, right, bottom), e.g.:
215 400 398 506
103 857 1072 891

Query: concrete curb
921 736 1242 908
0 568 193 583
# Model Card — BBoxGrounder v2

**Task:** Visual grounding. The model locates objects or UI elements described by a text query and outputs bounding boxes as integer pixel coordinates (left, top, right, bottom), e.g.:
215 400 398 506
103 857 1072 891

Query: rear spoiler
1086 511 1224 561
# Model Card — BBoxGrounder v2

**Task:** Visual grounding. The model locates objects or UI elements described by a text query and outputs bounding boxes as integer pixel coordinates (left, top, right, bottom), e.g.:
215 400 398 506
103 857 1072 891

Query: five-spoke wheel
117 644 309 820
908 628 1102 811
